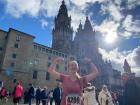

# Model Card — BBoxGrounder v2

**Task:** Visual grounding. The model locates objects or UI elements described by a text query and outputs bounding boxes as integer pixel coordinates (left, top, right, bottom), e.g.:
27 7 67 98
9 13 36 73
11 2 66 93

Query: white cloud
69 7 86 31
99 46 140 75
5 0 41 18
95 19 119 43
100 1 123 22
108 2 123 22
3 0 140 43
121 15 140 38
40 19 48 29
40 0 62 17
127 0 140 9
70 0 106 6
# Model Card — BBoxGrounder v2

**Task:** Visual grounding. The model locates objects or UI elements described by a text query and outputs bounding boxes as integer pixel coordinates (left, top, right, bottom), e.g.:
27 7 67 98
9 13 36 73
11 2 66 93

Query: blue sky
0 0 140 76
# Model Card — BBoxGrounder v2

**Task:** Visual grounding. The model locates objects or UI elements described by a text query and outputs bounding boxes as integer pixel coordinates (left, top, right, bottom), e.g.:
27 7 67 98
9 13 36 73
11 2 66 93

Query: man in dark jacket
40 87 49 105
53 82 62 105
122 73 140 105
36 87 41 105
28 84 35 105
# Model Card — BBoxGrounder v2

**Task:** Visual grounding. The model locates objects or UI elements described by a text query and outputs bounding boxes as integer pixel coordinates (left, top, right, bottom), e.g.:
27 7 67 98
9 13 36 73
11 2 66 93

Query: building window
0 47 3 51
59 53 61 56
13 79 17 84
70 57 74 60
12 53 17 59
34 45 37 50
42 48 45 52
14 43 19 48
33 70 38 79
65 55 67 58
24 60 28 65
65 66 67 71
56 52 58 55
56 64 59 70
46 49 49 53
16 35 21 41
48 56 51 60
46 72 50 80
49 50 52 54
48 62 51 67
53 51 56 55
11 62 15 67
38 46 41 51
34 59 39 65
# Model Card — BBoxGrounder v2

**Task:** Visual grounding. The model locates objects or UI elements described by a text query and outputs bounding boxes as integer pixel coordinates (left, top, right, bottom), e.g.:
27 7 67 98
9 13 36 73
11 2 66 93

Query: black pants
55 100 61 105
36 99 41 105
42 100 47 105
50 98 53 105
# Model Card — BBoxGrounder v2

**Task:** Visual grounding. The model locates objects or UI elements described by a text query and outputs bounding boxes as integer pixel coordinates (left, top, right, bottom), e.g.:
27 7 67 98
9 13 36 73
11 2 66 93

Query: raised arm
85 59 99 82
48 57 64 80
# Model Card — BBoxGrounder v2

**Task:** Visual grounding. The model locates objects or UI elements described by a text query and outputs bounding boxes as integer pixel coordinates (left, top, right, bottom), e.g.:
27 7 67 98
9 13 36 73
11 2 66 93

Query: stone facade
52 0 73 54
0 28 75 91
0 29 7 68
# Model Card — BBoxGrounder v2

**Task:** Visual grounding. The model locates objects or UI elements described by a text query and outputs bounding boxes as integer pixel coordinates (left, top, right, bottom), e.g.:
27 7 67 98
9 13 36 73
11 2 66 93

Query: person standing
28 84 35 105
122 73 140 105
24 88 29 104
53 82 62 105
98 85 114 105
49 90 54 105
36 87 41 105
48 57 98 105
13 82 23 105
0 86 8 105
40 86 50 105
84 83 98 105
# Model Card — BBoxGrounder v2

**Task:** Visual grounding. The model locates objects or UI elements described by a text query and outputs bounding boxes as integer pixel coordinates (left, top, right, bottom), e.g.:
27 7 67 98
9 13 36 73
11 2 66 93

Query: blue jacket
28 86 35 98
40 89 49 100
36 88 41 100
53 87 62 102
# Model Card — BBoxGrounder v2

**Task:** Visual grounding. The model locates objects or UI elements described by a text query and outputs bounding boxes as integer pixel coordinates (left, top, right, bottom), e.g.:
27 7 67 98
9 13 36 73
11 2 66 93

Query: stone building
0 28 75 90
0 0 122 90
52 0 73 54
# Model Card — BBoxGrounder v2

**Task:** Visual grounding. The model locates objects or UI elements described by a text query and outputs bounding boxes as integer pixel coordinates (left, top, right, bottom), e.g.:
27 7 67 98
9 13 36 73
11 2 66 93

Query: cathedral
0 0 122 90
52 0 122 88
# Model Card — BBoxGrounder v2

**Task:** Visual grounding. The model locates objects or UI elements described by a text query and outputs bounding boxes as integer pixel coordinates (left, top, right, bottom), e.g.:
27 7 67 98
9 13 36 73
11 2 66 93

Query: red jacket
1 87 6 97
14 84 23 98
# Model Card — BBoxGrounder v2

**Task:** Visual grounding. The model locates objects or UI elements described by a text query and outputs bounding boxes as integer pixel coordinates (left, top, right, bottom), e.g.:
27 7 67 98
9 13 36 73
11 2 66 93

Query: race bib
66 94 81 105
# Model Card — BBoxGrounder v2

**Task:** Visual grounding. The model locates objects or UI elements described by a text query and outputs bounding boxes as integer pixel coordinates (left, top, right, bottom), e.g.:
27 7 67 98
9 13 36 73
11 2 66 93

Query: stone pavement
0 98 55 105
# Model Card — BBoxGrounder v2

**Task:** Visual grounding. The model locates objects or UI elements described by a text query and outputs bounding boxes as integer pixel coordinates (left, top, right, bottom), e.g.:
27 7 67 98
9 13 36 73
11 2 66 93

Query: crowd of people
0 57 140 105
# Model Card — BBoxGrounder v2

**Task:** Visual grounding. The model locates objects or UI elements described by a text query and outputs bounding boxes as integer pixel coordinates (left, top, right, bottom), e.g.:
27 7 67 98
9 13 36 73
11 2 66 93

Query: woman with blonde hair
48 57 98 105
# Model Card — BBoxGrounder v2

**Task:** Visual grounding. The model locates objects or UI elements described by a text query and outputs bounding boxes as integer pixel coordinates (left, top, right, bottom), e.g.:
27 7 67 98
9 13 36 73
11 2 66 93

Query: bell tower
52 0 73 54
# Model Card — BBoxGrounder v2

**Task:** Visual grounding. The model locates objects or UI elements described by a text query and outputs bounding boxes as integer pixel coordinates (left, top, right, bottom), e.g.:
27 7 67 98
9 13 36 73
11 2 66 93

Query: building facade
0 28 75 90
0 0 122 90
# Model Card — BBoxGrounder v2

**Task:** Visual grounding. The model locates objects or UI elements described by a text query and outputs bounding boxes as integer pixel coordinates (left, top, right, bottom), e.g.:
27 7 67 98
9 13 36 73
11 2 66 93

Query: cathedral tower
52 0 73 54
123 59 131 73
73 16 99 62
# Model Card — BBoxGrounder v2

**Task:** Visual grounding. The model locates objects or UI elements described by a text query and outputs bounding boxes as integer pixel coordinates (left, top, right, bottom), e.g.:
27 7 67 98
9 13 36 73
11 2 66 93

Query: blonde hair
68 60 79 69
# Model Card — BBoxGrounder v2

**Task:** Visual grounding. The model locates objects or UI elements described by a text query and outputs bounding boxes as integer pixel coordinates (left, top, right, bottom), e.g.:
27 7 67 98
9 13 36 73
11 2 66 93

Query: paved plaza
0 98 55 105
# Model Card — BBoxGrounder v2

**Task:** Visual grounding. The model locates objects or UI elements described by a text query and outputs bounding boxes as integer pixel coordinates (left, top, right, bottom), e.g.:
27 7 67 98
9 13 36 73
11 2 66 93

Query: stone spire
52 0 73 54
58 0 68 17
77 20 83 32
83 16 93 32
123 59 131 73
